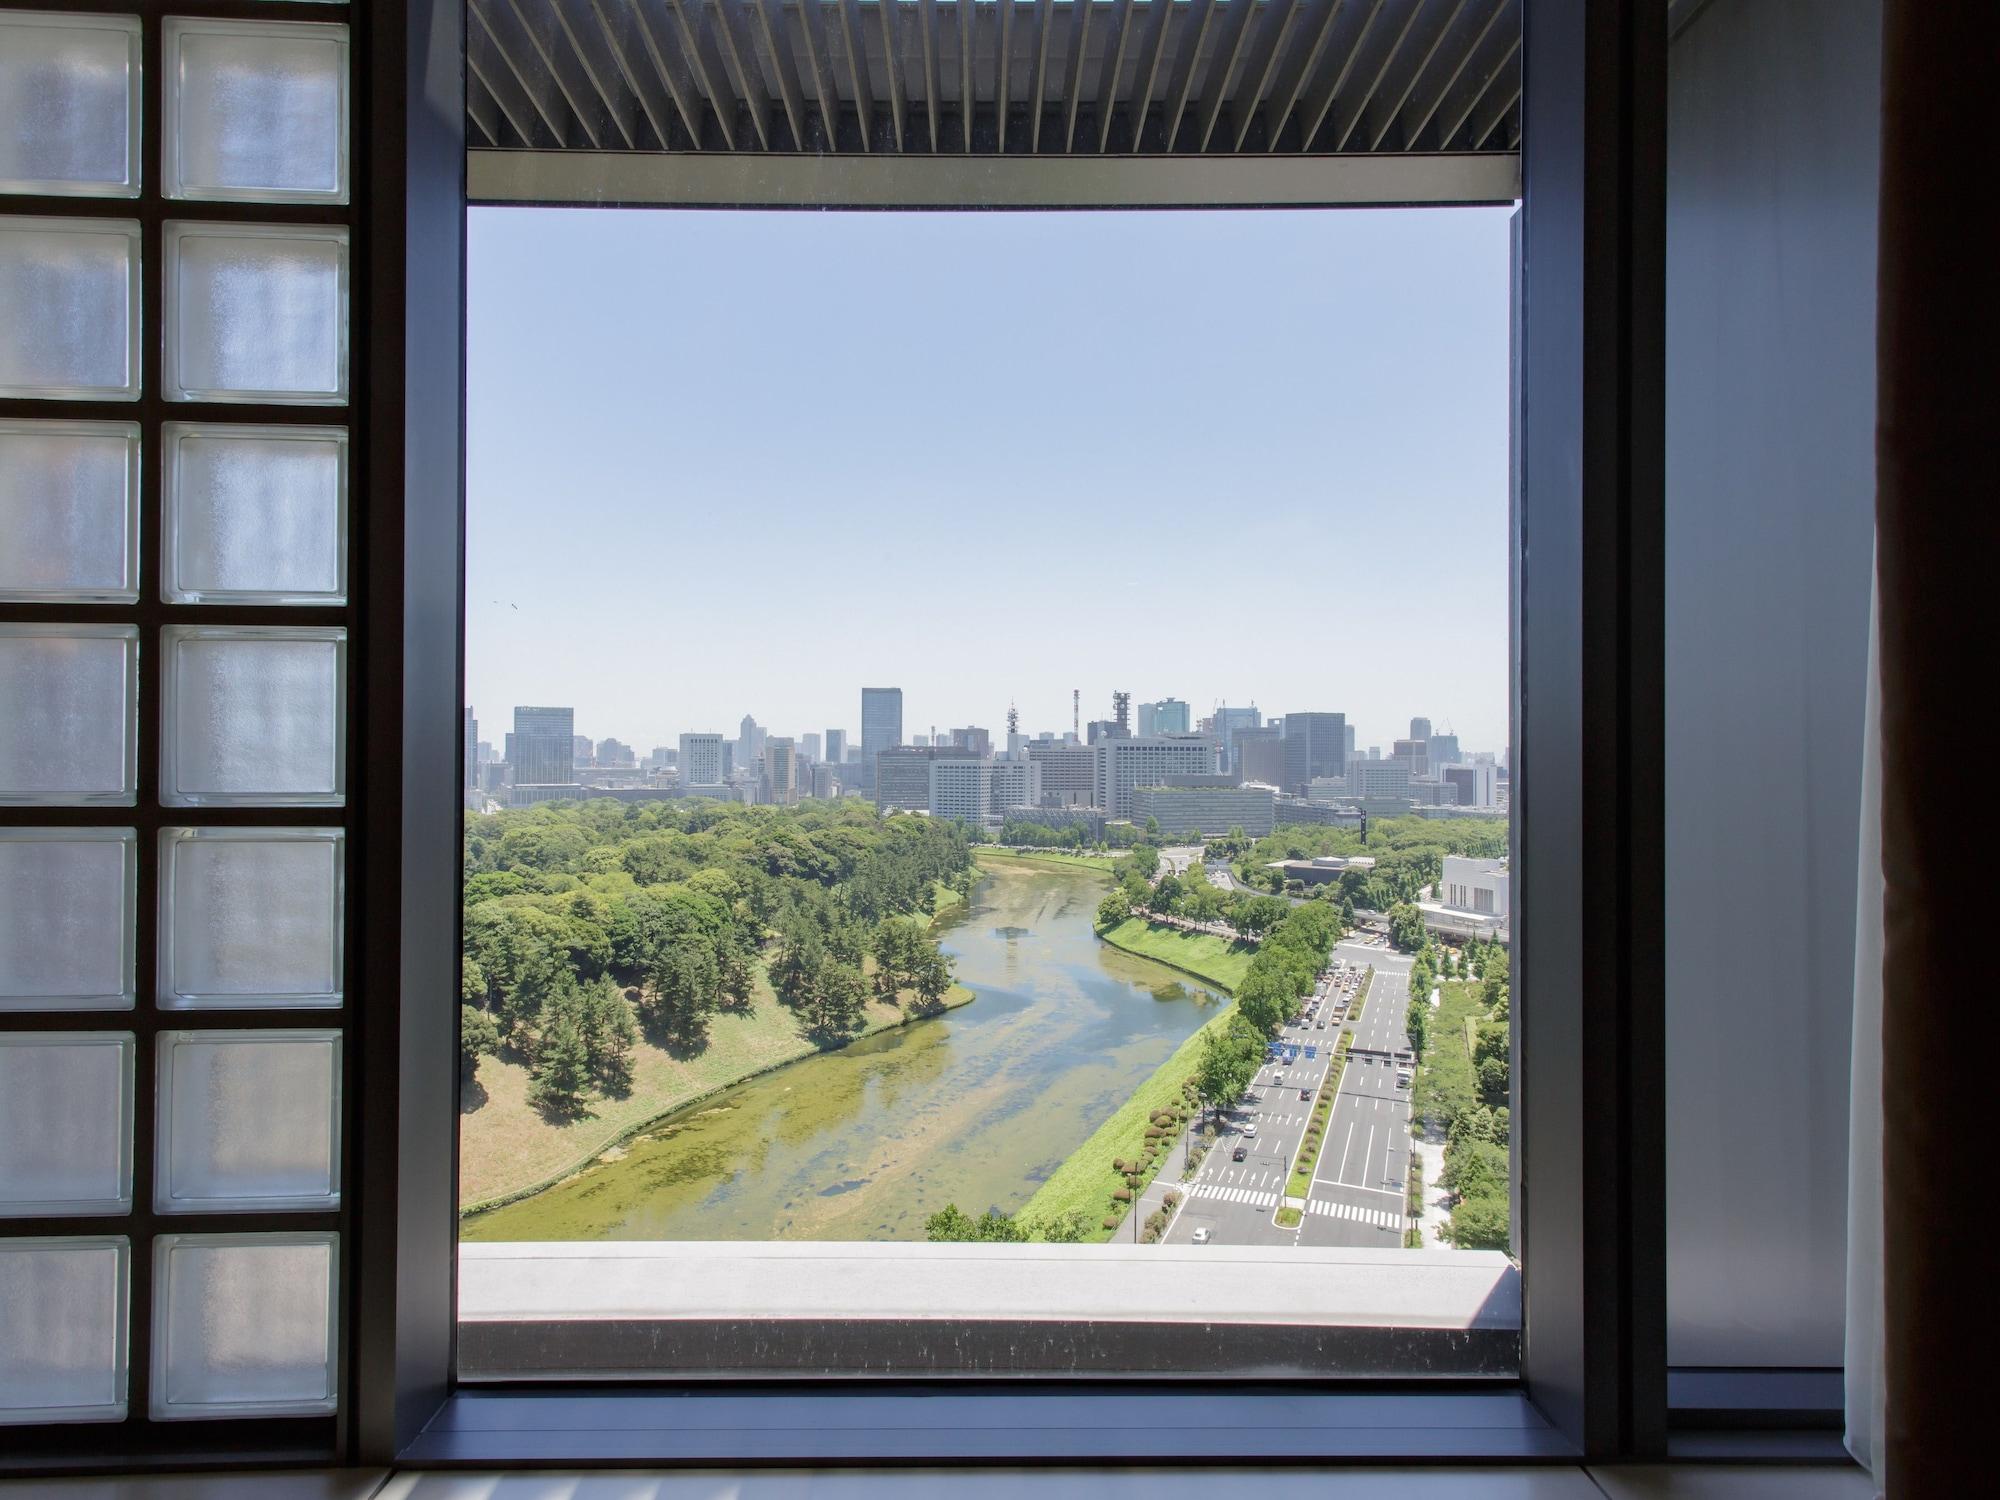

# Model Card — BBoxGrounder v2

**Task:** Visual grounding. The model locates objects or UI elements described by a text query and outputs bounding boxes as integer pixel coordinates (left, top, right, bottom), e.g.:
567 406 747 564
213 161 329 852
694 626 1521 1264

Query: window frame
360 0 1672 1472
4 0 1680 1474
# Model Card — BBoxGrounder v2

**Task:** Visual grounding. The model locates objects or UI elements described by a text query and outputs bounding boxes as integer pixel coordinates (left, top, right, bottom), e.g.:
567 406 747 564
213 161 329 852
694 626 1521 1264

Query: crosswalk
1307 1199 1404 1229
1188 1183 1279 1208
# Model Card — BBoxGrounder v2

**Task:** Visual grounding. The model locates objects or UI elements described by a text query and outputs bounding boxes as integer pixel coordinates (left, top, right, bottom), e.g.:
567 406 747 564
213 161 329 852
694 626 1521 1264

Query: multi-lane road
1165 937 1417 1247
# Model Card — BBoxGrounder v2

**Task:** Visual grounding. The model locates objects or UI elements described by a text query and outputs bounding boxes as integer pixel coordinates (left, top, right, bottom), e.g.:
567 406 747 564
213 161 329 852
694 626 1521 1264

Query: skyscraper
1138 698 1192 737
463 707 478 806
678 733 725 787
801 732 821 764
511 707 576 788
1282 712 1348 795
826 729 847 763
1410 717 1433 741
861 688 903 763
765 738 798 805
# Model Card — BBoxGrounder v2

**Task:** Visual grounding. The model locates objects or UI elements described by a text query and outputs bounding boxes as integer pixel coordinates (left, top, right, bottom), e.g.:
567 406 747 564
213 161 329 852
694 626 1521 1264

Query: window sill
458 1242 1520 1381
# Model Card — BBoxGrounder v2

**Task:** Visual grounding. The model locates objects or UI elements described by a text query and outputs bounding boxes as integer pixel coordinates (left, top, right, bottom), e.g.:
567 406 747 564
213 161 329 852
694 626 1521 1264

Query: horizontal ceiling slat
466 0 1519 161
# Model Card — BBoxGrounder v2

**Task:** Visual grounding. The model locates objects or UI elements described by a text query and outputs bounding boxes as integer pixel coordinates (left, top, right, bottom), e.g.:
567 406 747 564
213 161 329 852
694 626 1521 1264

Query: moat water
461 860 1225 1241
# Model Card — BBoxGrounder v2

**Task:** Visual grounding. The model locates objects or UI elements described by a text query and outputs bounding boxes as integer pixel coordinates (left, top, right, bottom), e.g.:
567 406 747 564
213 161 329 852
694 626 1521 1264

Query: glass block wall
1 2 354 1436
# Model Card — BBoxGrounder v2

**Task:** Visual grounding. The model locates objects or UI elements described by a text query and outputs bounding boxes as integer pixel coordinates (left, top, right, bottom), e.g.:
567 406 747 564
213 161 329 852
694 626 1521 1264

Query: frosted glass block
0 625 138 806
161 626 346 806
0 420 140 602
0 829 135 1011
164 223 347 404
0 217 140 400
0 1032 134 1216
160 828 343 1008
163 424 347 604
0 13 141 198
0 1238 128 1424
152 1233 337 1419
157 1030 340 1212
166 19 348 204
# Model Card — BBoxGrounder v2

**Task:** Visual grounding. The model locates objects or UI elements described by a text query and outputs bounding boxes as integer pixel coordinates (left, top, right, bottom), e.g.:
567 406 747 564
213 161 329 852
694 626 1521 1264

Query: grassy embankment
461 881 974 1214
1098 916 1256 992
1014 1003 1236 1241
1284 1032 1352 1199
974 847 1121 875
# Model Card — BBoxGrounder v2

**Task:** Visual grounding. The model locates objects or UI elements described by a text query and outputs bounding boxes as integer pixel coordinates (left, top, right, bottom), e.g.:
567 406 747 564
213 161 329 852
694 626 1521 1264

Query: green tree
580 976 637 1094
1195 1021 1259 1123
769 917 823 1007
1095 888 1132 931
1448 1194 1511 1251
459 1003 499 1078
1405 995 1430 1055
526 994 594 1117
644 938 720 1050
800 955 867 1041
910 944 954 1014
1388 902 1427 952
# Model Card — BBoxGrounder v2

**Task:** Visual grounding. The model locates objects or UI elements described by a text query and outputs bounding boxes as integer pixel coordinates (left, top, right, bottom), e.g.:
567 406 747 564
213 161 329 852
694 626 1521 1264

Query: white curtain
1845 564 1884 1488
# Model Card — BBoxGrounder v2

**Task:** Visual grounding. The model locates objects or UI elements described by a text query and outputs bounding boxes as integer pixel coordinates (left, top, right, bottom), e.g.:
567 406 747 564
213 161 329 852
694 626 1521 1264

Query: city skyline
467 205 1512 750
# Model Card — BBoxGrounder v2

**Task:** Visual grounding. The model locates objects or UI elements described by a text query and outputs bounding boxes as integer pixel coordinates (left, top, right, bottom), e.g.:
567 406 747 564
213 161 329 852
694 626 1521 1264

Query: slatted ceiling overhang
466 0 1522 158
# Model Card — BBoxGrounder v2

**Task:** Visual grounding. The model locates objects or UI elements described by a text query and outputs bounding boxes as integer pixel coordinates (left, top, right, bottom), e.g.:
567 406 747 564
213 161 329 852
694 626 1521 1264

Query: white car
1191 1228 1212 1245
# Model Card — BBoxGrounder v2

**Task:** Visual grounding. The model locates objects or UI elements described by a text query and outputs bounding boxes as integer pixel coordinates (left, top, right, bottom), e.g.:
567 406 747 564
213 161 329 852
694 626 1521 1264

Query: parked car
1192 1228 1212 1244
1232 1145 1248 1162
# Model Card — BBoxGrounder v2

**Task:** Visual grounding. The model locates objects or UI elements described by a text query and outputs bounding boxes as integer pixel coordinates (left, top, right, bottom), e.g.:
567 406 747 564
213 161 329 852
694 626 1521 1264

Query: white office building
1094 736 1220 820
678 733 726 787
1131 784 1276 837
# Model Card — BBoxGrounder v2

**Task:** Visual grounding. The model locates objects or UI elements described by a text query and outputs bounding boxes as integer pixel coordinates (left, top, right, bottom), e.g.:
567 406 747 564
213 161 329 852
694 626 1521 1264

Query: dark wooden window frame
4 0 1690 1474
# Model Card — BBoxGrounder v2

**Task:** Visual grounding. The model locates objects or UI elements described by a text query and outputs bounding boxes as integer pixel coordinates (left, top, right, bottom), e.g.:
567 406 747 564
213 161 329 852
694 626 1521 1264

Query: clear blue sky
467 205 1513 756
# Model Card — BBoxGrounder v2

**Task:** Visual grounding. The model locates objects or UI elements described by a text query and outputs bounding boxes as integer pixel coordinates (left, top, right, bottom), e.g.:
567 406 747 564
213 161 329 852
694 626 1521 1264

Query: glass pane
0 1238 128 1424
161 626 345 806
0 828 135 1011
0 419 140 602
0 625 138 806
0 1032 133 1216
165 19 348 204
0 216 140 400
163 423 346 604
163 223 347 404
160 828 343 1008
0 13 141 198
151 1233 336 1419
156 1030 341 1212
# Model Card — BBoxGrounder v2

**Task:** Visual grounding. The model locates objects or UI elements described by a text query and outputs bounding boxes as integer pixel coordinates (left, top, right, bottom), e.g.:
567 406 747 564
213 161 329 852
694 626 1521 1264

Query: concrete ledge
459 1242 1519 1379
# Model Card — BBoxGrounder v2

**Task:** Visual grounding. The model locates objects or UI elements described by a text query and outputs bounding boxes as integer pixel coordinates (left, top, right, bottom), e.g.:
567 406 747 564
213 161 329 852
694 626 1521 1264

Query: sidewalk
1124 1119 1211 1243
1411 1122 1453 1246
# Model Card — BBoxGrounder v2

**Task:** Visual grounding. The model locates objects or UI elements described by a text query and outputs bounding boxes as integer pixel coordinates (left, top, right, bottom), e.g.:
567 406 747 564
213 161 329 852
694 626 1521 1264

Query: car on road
1397 1070 1413 1088
1299 1088 1313 1101
1232 1145 1248 1161
1192 1228 1212 1244
1305 1046 1317 1059
1272 1072 1284 1085
1244 1122 1258 1137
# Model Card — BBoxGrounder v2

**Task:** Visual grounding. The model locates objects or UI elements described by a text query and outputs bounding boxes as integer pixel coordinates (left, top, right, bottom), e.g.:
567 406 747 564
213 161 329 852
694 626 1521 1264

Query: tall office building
765 738 798 805
825 729 847 764
510 707 576 788
1391 737 1430 776
800 732 821 764
572 734 593 766
875 745 937 812
596 736 635 767
861 688 903 763
949 726 991 757
1427 733 1462 770
1345 723 1357 756
1410 717 1433 741
1137 698 1192 737
1025 742 1098 806
678 732 725 787
1281 712 1347 795
463 707 478 805
1095 737 1219 820
737 714 765 772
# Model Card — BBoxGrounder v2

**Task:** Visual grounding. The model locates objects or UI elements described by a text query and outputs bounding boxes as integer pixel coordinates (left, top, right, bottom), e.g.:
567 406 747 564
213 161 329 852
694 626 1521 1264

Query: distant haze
468 205 1513 754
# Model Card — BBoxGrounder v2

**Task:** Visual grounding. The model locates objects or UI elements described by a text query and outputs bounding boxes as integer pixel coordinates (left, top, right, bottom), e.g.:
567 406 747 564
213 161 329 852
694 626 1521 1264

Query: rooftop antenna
1112 691 1131 736
1007 701 1019 736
